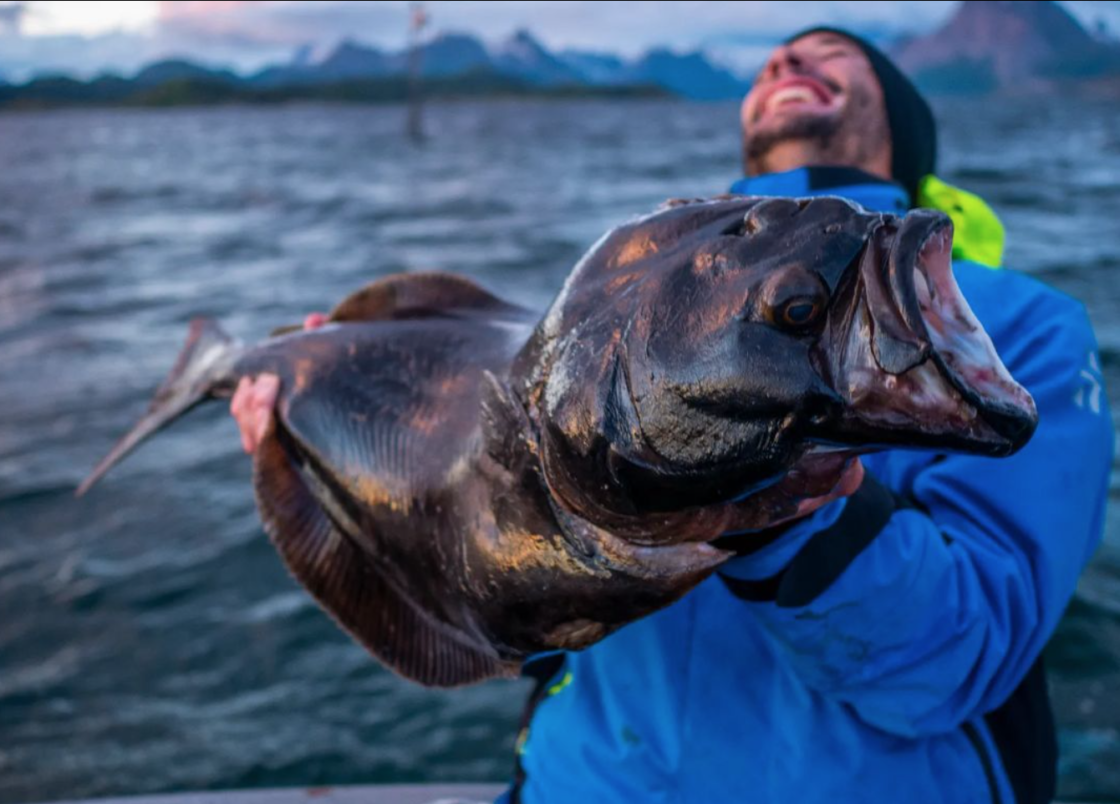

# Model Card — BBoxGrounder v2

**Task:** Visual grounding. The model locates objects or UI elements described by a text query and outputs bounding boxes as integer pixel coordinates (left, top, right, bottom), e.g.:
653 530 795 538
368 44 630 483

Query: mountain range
218 27 751 101
1 1 1118 109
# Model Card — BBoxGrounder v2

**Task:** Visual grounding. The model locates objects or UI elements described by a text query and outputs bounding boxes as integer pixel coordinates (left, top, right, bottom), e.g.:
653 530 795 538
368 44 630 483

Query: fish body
79 197 1037 687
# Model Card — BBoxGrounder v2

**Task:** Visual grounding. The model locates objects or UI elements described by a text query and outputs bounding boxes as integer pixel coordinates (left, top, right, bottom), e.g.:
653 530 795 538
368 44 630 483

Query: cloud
0 2 27 35
157 1 400 43
2 1 1118 82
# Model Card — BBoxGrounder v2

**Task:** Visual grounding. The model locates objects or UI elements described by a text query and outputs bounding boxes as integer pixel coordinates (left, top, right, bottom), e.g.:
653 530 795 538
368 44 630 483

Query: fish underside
78 197 1038 687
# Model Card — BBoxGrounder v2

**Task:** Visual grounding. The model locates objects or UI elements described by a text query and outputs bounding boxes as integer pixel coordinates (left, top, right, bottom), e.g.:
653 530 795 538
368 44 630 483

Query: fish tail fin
76 317 241 497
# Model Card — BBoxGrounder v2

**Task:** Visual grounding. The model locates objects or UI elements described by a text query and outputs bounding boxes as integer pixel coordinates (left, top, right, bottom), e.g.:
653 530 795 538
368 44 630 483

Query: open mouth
823 211 1038 457
916 228 1035 418
909 217 1037 450
757 76 836 119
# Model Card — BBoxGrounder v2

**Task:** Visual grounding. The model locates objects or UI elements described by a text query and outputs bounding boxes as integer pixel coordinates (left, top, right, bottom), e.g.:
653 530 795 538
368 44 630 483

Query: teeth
770 87 818 107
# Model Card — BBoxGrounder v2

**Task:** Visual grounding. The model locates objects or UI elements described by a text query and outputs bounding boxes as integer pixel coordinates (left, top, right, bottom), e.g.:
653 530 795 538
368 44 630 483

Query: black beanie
784 27 937 204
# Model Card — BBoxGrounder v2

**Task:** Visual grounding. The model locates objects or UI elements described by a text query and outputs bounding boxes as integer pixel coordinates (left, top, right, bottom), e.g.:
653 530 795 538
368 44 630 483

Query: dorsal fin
329 271 519 323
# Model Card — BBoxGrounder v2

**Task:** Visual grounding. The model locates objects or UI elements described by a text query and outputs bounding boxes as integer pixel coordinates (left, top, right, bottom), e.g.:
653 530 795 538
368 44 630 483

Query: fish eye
778 298 823 329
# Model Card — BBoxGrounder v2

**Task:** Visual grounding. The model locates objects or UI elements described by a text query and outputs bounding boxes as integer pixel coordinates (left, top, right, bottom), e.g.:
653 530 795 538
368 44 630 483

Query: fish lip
818 211 1037 457
906 217 1038 454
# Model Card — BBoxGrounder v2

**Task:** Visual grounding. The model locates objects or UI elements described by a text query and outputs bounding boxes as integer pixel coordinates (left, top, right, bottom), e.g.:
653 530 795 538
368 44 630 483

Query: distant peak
328 39 382 57
500 28 548 57
893 0 1118 94
290 43 314 67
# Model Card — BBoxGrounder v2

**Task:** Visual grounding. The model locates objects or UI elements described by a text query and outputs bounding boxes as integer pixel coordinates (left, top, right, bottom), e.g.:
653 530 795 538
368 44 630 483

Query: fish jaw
818 211 1037 457
471 503 732 656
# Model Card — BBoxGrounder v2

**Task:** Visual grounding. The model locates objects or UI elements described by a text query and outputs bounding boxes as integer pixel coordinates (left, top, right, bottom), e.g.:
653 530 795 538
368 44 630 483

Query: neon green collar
916 175 1005 269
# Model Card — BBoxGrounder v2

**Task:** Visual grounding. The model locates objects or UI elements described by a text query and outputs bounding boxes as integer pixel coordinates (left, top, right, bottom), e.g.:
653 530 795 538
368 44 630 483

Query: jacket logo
1073 351 1103 415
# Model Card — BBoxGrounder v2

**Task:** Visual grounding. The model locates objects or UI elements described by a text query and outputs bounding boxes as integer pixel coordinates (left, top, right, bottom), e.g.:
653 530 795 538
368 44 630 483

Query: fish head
518 196 1037 535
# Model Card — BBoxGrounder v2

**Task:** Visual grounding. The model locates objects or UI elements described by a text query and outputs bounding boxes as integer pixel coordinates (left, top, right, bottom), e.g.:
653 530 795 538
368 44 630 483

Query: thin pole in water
406 2 428 142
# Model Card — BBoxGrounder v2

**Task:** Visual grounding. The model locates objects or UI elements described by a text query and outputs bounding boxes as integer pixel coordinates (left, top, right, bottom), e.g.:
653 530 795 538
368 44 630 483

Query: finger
232 375 279 455
793 459 865 518
835 459 865 498
304 312 329 330
246 374 280 453
235 379 255 454
793 494 831 520
233 381 255 451
231 376 249 417
252 398 275 448
251 374 281 410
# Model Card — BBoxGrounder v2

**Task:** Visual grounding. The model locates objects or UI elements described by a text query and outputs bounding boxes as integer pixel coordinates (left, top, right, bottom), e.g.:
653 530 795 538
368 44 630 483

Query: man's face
741 32 891 176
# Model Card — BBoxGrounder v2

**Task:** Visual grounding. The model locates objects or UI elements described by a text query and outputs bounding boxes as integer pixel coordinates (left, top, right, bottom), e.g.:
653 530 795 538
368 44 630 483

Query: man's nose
761 45 807 81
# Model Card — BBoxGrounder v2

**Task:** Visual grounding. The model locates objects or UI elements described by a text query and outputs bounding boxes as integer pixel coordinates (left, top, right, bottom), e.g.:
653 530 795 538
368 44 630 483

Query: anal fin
253 420 517 687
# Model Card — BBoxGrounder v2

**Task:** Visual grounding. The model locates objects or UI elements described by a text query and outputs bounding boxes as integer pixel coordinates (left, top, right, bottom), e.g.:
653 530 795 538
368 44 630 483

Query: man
232 28 1112 804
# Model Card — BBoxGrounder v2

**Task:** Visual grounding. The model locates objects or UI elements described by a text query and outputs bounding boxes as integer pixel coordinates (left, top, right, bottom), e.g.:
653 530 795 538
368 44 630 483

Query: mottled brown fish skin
236 297 724 684
516 197 1035 542
78 199 1038 688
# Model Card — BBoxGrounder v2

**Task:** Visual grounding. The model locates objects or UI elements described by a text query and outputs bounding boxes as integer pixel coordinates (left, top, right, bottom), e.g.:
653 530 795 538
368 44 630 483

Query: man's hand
793 458 865 520
229 313 328 455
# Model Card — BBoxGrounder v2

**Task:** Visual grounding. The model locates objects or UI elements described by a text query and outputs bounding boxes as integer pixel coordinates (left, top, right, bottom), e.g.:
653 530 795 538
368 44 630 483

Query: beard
743 112 842 171
741 76 890 176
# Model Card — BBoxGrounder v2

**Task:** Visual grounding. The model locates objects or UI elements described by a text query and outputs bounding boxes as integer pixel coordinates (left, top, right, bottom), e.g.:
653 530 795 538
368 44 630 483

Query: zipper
510 654 569 804
962 721 1002 804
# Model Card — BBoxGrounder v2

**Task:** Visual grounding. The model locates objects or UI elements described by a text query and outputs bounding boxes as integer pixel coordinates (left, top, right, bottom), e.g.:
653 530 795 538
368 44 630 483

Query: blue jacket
510 169 1113 804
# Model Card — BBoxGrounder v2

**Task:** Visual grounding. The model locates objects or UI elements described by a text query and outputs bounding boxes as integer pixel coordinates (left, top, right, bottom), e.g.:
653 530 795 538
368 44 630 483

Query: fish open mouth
822 210 1038 457
912 220 1037 450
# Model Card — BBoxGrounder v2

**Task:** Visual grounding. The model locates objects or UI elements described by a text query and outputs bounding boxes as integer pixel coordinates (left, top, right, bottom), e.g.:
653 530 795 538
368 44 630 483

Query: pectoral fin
253 420 518 687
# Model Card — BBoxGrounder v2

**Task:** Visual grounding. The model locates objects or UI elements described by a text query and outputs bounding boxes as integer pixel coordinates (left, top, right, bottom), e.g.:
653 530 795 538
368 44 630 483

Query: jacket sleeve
718 280 1114 738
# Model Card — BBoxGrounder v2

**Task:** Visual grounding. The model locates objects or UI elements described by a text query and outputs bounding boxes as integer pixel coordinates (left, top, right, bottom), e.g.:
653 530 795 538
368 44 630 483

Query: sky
1 0 1119 81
